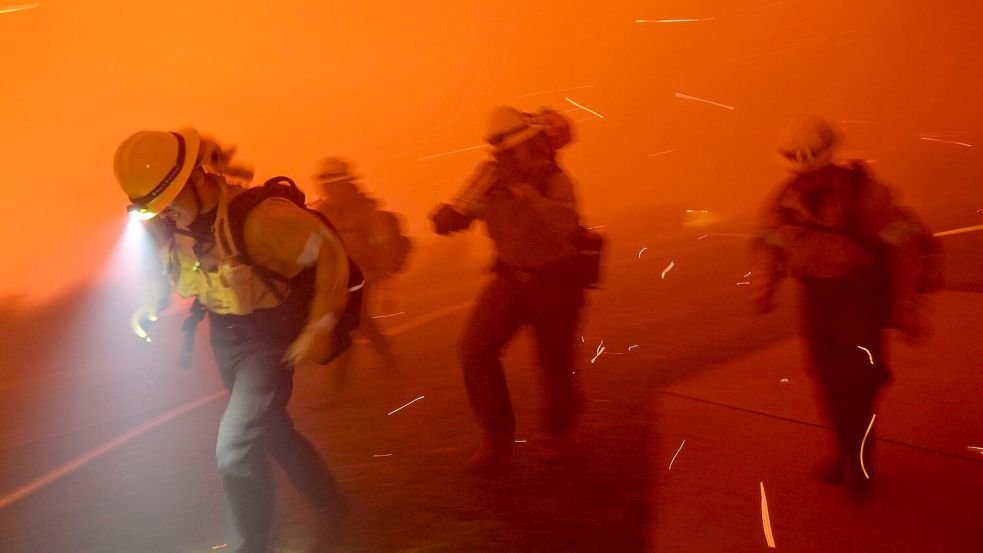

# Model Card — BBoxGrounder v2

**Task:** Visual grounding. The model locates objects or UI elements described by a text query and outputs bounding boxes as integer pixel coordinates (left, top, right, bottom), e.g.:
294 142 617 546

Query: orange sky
1 0 980 303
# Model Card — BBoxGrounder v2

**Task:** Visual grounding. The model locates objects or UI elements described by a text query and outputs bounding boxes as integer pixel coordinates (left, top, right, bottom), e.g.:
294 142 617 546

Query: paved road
0 209 980 552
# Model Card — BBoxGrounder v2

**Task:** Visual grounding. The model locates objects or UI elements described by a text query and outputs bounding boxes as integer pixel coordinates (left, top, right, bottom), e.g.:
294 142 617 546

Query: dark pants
460 270 584 438
210 313 340 553
800 275 891 479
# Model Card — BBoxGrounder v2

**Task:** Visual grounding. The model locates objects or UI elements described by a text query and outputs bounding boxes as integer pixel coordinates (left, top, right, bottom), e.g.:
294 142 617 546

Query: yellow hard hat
775 115 839 173
114 128 200 218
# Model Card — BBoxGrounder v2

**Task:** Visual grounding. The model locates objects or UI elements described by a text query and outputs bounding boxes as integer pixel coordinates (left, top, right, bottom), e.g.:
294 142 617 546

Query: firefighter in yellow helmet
114 128 356 552
751 115 935 495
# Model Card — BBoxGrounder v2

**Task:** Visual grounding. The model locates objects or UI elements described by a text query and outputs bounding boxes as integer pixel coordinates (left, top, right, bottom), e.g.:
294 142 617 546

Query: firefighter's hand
129 305 159 345
284 316 336 366
430 203 472 235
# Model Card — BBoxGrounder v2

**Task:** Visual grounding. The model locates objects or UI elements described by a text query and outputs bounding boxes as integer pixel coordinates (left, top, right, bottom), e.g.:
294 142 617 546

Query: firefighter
115 128 355 552
431 106 592 471
751 115 932 494
311 157 411 364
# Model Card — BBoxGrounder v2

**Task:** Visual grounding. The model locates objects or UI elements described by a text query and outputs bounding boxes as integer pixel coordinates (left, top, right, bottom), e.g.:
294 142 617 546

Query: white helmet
485 106 544 152
775 115 839 173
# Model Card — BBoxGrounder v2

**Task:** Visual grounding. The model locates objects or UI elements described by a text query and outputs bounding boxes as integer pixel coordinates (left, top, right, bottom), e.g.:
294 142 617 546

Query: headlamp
127 204 157 221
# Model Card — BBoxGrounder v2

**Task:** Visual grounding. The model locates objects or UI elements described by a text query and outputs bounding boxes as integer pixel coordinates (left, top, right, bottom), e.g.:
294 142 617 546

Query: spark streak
919 137 973 148
674 92 735 110
967 446 983 454
860 413 877 479
387 395 425 416
934 224 983 238
591 340 606 364
736 281 750 285
858 346 874 365
565 97 605 119
373 454 393 458
668 439 686 470
371 311 406 319
0 3 39 15
628 344 639 351
661 261 676 279
635 18 715 23
517 84 595 99
514 439 528 443
638 247 648 259
648 148 679 158
418 144 488 161
759 482 777 548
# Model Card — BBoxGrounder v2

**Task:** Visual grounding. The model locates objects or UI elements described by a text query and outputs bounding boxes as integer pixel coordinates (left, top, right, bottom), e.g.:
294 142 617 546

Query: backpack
226 176 364 362
784 163 943 293
841 163 944 293
368 209 412 278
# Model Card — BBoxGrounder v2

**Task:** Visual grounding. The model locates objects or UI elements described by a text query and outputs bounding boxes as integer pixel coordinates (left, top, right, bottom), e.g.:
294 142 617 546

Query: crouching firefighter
114 128 363 553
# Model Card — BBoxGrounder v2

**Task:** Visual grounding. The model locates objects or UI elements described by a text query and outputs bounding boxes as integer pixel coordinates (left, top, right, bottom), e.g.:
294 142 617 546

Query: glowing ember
759 482 777 548
387 395 425 416
860 413 877 479
674 92 735 110
565 96 605 119
661 261 676 279
418 144 487 161
668 439 686 470
517 84 595 99
371 311 407 319
919 137 972 148
635 18 714 23
858 346 874 365
591 340 606 364
0 3 40 15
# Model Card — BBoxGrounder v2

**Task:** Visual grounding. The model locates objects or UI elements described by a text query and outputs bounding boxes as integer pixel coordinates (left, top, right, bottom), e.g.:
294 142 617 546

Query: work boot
466 433 514 472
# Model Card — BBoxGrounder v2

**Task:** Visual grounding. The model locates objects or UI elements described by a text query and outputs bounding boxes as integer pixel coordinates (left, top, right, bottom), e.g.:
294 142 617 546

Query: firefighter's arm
749 232 786 315
432 162 497 234
748 198 788 315
243 199 351 364
286 225 351 365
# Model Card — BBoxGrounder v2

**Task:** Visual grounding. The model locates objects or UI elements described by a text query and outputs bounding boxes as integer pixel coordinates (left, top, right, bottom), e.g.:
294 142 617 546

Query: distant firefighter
750 115 942 494
115 129 361 552
431 107 603 471
311 157 412 362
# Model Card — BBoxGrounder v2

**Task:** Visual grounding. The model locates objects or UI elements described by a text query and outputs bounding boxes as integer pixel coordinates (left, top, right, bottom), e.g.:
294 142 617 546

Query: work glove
430 203 473 235
284 315 337 366
129 304 159 345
